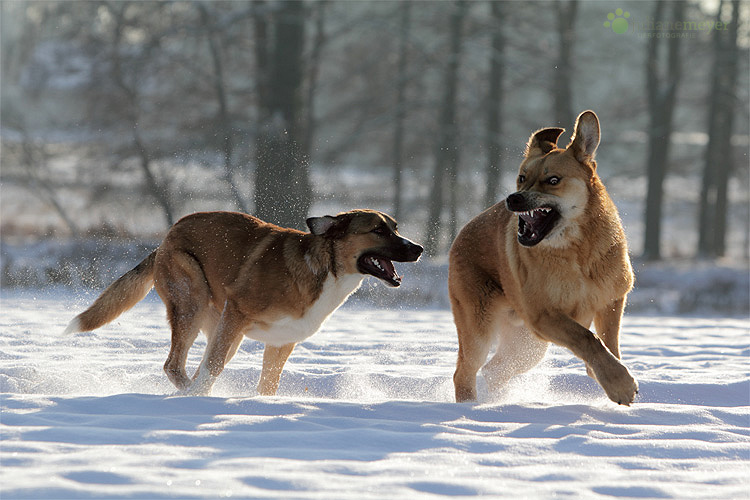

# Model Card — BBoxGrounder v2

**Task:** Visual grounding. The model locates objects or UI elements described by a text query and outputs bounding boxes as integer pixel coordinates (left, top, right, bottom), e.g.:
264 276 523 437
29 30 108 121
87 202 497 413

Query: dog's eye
547 176 560 185
372 226 387 236
518 175 526 184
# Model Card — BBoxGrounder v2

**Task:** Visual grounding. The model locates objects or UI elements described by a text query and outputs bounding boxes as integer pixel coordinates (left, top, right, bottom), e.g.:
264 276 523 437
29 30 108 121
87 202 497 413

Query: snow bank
2 239 748 315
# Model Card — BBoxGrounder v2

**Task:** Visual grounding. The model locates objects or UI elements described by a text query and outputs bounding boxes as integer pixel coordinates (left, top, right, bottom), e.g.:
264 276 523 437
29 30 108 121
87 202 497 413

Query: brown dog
65 210 422 396
449 110 638 405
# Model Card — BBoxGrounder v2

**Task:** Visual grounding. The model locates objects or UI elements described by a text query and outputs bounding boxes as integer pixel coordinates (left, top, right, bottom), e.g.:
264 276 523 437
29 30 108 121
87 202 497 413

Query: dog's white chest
246 274 363 346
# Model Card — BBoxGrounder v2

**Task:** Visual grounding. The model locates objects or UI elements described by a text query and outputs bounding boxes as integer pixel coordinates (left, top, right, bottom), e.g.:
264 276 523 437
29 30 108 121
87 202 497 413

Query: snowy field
1 291 749 499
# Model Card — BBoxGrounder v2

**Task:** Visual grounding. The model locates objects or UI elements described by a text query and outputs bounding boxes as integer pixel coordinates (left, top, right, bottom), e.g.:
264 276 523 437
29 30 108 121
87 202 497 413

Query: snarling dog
65 210 422 396
449 110 638 405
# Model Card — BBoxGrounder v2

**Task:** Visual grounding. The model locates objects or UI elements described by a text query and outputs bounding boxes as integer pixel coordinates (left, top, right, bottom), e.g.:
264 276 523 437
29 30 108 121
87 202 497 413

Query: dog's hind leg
454 330 493 403
189 298 248 396
257 343 297 396
156 252 210 391
450 265 502 403
482 310 548 393
164 315 201 391
452 298 494 403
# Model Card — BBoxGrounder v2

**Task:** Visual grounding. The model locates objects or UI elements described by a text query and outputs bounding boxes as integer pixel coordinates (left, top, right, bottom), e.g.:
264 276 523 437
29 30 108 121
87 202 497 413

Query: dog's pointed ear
306 215 339 236
567 110 600 164
525 127 565 158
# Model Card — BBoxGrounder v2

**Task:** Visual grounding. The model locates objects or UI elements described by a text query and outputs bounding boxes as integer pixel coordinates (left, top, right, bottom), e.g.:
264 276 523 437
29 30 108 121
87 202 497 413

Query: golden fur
65 209 422 396
449 111 638 405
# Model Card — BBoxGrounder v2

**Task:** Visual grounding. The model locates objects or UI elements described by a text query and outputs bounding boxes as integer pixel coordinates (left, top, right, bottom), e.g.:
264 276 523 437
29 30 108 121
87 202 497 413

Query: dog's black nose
400 238 423 261
410 243 424 260
506 193 525 212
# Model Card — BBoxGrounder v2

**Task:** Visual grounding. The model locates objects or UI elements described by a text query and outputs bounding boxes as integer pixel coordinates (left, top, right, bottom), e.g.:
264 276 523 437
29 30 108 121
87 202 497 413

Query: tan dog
65 210 422 396
449 110 638 405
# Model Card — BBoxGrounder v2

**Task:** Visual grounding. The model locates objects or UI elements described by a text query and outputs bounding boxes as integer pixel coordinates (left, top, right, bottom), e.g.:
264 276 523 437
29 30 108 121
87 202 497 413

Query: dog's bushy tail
64 251 157 335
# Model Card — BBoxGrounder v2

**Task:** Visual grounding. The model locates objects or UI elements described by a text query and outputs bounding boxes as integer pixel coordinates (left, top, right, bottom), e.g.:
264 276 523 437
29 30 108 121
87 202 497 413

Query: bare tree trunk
254 0 309 229
698 0 741 258
483 0 505 208
425 1 467 257
133 128 175 227
253 1 270 109
198 3 249 213
642 1 684 261
554 0 577 129
303 0 327 162
392 1 411 221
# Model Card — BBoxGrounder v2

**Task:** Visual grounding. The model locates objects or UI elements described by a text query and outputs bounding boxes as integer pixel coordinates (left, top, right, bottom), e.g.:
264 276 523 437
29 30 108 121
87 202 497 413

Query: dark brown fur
66 209 422 396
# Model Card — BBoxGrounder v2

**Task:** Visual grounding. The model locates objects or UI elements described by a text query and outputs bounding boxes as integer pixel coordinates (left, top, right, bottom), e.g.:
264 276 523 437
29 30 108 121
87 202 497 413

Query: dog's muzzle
357 238 423 287
506 193 561 247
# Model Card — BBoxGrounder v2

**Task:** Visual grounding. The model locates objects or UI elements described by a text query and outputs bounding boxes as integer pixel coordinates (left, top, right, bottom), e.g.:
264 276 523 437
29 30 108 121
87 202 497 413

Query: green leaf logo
604 8 630 34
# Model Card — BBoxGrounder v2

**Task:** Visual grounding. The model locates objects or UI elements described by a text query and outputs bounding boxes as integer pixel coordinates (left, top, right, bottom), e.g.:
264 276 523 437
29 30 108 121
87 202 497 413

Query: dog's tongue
518 214 538 237
373 256 399 281
517 208 551 229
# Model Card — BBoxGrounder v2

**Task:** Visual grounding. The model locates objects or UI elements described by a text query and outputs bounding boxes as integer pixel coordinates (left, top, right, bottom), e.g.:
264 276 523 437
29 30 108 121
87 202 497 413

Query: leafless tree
425 0 468 257
698 0 741 258
391 1 411 221
483 0 506 209
643 1 685 261
94 2 177 227
196 2 250 213
253 0 310 229
553 0 578 129
303 0 327 162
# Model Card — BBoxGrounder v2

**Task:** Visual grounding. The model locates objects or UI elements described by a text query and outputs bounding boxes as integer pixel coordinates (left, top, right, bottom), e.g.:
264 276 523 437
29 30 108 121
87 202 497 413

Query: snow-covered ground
1 291 748 499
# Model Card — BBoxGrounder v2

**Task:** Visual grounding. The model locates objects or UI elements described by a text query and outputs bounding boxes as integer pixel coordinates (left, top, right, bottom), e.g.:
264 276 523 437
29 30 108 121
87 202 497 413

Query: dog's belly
244 274 363 347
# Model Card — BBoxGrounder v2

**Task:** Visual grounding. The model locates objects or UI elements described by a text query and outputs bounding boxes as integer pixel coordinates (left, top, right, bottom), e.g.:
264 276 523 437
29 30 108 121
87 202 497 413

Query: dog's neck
303 235 349 281
297 235 363 305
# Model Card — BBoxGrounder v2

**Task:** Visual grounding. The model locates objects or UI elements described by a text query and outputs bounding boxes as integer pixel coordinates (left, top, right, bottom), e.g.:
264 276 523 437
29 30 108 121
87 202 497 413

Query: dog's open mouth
357 254 402 287
515 207 561 247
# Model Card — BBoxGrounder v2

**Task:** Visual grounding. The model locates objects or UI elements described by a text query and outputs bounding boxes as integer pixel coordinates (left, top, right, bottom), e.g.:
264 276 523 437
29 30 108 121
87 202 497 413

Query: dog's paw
593 360 639 406
184 369 217 397
609 374 639 406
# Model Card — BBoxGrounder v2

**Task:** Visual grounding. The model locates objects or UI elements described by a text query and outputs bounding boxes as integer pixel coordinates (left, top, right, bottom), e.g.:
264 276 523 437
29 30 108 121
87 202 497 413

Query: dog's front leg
530 311 638 405
585 297 627 380
593 297 626 359
257 343 296 396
